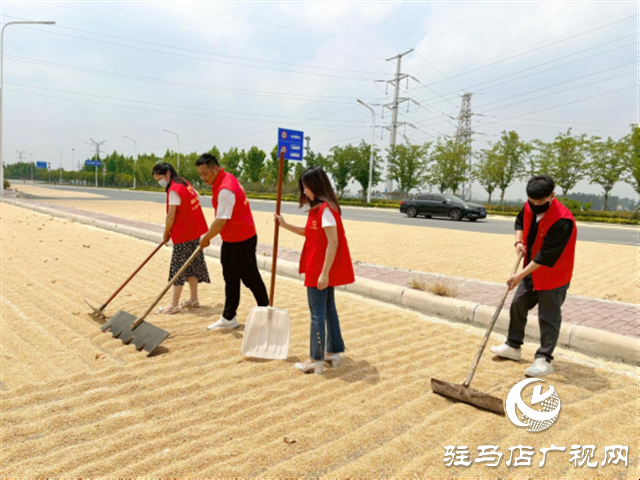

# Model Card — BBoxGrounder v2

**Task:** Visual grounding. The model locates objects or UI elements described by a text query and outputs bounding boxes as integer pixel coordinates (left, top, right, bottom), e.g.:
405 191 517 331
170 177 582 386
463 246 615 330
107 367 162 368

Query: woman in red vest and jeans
275 167 355 375
152 163 210 314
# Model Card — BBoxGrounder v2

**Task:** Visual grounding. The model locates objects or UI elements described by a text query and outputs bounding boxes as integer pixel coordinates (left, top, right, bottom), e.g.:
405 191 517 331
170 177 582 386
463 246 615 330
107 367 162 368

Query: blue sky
2 0 637 199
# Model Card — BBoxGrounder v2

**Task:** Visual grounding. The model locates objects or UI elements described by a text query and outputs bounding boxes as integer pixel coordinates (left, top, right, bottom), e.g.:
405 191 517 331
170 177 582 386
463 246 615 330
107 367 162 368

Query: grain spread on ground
34 196 638 303
1 203 636 478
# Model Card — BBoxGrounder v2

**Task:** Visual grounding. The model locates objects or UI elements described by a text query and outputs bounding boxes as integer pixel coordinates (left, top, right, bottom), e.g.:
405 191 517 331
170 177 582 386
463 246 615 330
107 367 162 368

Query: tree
534 129 588 201
208 145 221 161
387 141 430 195
474 147 502 205
221 147 244 178
494 131 531 207
305 149 328 170
350 140 382 200
428 137 471 195
327 144 355 197
620 124 640 195
587 136 625 210
265 145 292 185
243 146 266 183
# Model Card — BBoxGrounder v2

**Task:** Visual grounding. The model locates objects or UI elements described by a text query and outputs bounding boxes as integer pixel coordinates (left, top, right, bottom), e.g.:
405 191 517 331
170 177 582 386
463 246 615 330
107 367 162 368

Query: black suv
400 193 487 221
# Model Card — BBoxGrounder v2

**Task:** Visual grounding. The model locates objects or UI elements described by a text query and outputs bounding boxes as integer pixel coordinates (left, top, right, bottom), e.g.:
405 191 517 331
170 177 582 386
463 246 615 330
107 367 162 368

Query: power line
411 13 635 89
4 55 375 104
11 22 378 82
168 1 407 50
32 1 387 61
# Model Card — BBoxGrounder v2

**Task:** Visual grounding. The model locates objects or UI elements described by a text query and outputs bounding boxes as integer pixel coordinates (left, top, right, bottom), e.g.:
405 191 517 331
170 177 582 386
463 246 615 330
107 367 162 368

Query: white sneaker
490 343 521 361
207 316 238 330
525 358 554 377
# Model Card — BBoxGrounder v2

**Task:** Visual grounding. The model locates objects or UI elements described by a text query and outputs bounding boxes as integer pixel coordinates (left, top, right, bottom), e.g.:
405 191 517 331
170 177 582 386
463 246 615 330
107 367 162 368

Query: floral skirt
169 238 211 286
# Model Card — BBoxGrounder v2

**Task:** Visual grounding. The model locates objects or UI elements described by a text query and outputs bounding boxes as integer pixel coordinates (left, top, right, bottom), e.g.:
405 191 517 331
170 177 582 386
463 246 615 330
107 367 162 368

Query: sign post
270 128 304 304
85 159 101 188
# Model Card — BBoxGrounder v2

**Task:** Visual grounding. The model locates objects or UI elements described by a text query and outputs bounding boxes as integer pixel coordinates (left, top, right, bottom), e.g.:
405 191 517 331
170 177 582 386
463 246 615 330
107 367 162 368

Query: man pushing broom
491 175 577 377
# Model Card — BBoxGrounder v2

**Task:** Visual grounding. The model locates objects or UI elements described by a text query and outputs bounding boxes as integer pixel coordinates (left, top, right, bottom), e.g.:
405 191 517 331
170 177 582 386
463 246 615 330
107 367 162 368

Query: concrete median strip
5 197 636 365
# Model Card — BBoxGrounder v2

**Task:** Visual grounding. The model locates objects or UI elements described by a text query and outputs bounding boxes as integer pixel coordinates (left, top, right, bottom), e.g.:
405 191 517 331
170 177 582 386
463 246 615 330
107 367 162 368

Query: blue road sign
278 128 304 161
85 160 102 167
36 161 48 169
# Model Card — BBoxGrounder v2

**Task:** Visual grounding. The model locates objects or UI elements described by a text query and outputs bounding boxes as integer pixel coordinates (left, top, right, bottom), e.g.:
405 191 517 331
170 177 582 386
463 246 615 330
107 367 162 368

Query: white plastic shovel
241 148 290 359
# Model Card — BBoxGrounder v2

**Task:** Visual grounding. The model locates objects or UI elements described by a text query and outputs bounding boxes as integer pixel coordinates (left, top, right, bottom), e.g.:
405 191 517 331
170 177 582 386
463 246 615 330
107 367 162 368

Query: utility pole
30 152 33 182
304 135 311 161
16 149 25 162
377 49 418 195
454 93 475 200
89 138 105 188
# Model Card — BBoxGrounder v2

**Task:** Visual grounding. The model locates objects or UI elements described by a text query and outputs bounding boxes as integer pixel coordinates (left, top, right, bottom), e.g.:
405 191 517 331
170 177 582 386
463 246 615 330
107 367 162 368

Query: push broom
431 252 524 415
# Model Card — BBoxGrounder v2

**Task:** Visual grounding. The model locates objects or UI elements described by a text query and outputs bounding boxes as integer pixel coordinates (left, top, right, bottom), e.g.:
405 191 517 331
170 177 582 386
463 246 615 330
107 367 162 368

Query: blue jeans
307 286 345 361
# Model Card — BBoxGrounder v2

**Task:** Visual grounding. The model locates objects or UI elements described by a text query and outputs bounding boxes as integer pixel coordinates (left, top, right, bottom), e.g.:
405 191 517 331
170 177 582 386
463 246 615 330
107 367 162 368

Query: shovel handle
269 149 285 307
131 245 204 330
100 241 166 311
463 251 524 388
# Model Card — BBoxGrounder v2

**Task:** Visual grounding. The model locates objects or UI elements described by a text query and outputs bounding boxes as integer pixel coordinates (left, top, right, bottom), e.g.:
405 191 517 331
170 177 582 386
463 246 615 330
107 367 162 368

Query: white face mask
158 178 169 188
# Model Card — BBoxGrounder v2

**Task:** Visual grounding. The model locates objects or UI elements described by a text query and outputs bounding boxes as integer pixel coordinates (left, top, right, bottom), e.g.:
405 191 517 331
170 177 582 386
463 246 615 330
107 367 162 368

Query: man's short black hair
526 175 555 200
196 153 219 168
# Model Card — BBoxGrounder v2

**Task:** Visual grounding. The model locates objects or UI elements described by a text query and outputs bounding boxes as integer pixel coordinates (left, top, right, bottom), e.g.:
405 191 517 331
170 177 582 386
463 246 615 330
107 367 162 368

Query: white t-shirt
168 187 200 207
216 189 236 219
322 207 337 228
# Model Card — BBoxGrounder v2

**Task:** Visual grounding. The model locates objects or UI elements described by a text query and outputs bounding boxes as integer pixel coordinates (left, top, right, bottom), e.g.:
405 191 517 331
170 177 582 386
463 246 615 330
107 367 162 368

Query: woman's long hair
152 162 188 188
298 167 341 214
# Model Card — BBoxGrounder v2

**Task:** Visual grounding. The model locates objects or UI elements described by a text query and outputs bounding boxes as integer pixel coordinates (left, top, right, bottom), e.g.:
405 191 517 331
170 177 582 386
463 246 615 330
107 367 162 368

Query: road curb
5 197 636 365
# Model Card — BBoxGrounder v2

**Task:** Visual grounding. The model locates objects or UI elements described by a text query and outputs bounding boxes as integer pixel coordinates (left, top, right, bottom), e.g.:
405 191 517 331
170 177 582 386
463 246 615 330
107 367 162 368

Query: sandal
157 303 180 315
179 299 200 309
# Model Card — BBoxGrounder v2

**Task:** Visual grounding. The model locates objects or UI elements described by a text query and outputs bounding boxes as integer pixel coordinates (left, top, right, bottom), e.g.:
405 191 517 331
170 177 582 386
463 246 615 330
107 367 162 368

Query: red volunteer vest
299 202 355 288
166 180 208 244
210 169 256 243
523 198 577 291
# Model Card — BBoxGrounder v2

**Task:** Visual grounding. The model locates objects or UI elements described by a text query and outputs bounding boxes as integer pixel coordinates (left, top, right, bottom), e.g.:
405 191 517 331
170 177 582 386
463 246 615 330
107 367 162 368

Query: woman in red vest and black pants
152 163 210 314
491 175 577 377
276 167 355 375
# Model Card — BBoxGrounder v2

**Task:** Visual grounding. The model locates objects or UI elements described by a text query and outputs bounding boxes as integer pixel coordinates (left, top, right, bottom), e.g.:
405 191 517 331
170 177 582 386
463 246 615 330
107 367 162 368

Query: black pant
220 235 269 320
506 276 569 362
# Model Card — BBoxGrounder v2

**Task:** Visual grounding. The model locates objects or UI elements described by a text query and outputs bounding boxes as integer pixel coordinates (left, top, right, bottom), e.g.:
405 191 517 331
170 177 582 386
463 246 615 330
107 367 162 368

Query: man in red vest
195 153 269 330
491 175 577 377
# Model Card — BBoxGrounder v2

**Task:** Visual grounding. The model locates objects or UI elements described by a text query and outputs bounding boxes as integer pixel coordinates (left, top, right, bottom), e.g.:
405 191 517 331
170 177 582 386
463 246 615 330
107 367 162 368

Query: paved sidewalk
7 195 637 338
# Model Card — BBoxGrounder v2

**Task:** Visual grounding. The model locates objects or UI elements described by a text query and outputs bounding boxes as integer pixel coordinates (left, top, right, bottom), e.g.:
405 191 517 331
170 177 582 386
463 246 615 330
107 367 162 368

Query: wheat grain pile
35 196 637 302
14 184 107 199
0 203 636 478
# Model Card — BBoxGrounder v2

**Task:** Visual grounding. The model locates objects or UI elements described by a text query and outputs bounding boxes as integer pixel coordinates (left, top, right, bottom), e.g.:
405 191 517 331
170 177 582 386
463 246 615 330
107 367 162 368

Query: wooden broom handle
463 251 524 387
100 241 166 311
132 246 204 329
269 149 285 307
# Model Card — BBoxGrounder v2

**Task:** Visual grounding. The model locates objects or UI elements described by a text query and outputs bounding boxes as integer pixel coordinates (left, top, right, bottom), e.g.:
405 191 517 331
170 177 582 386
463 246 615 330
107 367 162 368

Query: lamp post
163 129 180 171
122 134 137 189
357 99 376 204
0 20 56 196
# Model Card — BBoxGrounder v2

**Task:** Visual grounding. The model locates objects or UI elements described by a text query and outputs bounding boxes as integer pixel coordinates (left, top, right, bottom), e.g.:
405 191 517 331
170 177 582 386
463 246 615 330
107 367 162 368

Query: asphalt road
13 183 637 246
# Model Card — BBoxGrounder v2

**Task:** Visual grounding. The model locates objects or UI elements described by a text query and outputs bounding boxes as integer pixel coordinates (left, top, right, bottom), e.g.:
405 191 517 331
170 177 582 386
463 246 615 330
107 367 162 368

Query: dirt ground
22 189 638 303
1 203 637 478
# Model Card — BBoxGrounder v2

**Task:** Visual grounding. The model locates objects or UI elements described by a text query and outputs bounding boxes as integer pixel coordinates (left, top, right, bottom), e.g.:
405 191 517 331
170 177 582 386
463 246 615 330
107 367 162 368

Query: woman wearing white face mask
152 163 210 314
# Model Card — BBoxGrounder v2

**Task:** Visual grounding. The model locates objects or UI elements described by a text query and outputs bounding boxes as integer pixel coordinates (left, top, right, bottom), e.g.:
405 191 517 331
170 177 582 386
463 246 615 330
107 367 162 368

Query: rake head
101 310 169 356
431 378 505 415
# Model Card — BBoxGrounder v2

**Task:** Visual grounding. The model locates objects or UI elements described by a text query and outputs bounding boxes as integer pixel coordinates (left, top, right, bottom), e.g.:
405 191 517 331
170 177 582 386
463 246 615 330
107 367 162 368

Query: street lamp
357 99 376 204
122 134 137 189
0 20 56 197
163 129 180 171
30 152 33 182
51 145 62 183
